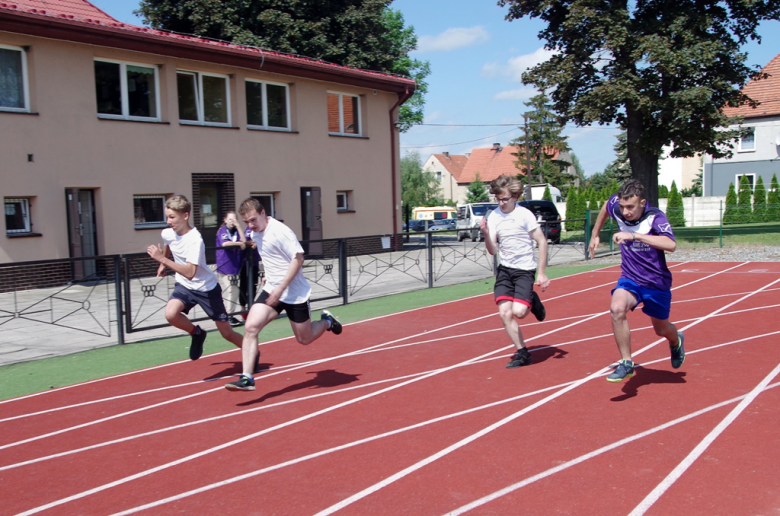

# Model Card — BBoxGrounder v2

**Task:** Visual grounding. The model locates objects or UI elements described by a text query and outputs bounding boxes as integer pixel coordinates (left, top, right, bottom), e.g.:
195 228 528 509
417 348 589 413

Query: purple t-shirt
606 194 676 290
215 225 242 275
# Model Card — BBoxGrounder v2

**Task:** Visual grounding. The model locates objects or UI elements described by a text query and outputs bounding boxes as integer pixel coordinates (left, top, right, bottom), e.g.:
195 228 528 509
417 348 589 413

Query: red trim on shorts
495 295 531 307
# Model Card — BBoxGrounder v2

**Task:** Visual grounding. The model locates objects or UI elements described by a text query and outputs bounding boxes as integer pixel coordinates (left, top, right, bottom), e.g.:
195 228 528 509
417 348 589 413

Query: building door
65 188 97 280
300 187 322 256
198 183 221 264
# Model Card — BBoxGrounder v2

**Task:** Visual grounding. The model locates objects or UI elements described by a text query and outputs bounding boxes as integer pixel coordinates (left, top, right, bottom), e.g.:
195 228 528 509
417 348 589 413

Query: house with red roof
1 0 415 267
703 53 780 196
421 152 468 204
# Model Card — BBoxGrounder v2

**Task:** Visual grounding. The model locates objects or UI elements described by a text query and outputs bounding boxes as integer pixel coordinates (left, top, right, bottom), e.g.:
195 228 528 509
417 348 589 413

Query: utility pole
523 113 532 201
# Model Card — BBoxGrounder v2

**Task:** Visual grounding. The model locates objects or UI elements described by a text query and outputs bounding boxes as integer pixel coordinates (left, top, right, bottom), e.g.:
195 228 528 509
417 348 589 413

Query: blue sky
90 0 780 175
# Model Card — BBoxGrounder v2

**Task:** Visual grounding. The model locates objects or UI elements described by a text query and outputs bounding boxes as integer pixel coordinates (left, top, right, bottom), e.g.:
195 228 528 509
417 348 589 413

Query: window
327 92 361 136
95 59 159 120
0 44 29 112
735 174 755 191
5 198 31 234
739 127 755 151
134 195 168 228
337 191 351 212
246 79 290 130
177 71 230 125
436 171 442 181
251 193 275 218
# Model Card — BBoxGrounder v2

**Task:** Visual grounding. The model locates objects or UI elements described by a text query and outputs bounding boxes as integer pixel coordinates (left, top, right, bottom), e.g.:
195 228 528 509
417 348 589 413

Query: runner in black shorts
480 175 550 368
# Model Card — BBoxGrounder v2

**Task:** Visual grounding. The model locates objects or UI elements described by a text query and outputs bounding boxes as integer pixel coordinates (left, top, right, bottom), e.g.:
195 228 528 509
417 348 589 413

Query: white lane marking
628 361 780 516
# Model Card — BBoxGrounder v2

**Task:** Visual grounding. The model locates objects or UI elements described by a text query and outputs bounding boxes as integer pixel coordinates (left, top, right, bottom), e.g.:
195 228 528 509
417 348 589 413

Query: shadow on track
610 367 687 402
237 369 362 406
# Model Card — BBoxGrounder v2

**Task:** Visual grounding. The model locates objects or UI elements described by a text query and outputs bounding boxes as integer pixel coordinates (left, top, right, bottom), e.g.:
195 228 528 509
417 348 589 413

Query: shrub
723 182 738 225
767 174 780 222
737 175 753 224
666 181 686 227
752 176 767 223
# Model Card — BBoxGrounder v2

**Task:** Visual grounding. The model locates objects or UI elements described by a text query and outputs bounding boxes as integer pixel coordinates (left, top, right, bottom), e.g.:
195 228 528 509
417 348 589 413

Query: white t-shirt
486 206 540 270
161 227 217 292
252 217 311 304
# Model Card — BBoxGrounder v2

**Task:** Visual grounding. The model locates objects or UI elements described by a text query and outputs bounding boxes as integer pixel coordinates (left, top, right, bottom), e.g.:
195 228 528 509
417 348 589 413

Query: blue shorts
612 277 672 320
170 283 229 322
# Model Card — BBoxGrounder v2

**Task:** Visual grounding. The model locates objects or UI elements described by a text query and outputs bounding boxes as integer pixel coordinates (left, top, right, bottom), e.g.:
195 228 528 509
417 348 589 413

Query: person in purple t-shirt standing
588 179 685 382
216 211 245 327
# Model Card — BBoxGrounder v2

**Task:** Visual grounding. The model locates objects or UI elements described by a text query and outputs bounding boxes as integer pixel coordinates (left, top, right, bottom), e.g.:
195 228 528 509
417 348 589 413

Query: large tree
136 0 429 129
401 151 442 208
499 0 780 207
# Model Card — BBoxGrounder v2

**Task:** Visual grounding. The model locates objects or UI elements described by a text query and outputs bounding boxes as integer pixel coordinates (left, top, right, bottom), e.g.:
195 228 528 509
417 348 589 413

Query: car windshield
471 204 498 216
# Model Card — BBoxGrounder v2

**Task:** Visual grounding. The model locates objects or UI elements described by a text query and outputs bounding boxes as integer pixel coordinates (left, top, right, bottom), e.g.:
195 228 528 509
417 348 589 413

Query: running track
1 262 779 515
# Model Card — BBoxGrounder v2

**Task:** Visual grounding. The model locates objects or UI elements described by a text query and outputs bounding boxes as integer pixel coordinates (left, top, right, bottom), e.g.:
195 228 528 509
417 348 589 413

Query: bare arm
614 231 677 253
480 216 498 256
147 244 197 280
588 202 610 259
531 226 550 291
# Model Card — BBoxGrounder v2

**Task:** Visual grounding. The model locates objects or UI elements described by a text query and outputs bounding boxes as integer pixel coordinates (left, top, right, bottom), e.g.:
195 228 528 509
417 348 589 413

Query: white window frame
251 193 275 218
177 70 231 126
337 191 350 211
0 44 30 113
94 58 160 121
735 173 756 192
133 194 168 229
245 79 291 131
327 91 362 136
738 126 755 152
5 197 31 234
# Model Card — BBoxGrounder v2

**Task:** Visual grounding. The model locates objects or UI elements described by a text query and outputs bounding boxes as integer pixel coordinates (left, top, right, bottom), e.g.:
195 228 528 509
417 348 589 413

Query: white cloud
493 87 538 101
416 26 490 53
482 47 556 82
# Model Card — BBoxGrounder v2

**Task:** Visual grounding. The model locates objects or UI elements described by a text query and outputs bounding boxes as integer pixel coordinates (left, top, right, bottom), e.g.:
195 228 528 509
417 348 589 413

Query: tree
658 185 669 199
542 184 553 201
737 175 753 224
603 130 632 185
667 181 685 227
681 172 703 197
723 182 738 225
136 0 430 130
752 176 767 223
569 152 586 186
565 187 579 231
401 151 441 209
499 0 780 208
768 174 780 222
510 92 572 186
465 173 490 203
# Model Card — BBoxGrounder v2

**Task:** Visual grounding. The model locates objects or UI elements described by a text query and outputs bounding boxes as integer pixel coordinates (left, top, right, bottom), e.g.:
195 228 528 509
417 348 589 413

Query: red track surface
2 262 779 515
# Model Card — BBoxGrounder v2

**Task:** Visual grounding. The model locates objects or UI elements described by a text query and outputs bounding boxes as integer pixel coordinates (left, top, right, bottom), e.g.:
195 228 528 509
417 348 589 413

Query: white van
456 203 498 241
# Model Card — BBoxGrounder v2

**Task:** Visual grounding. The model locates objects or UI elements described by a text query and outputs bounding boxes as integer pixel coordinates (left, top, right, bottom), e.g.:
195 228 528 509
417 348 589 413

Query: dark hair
618 179 645 200
239 197 265 216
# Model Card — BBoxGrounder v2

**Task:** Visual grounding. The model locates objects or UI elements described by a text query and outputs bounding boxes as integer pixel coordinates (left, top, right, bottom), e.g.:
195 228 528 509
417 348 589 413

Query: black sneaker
225 374 255 391
228 316 244 327
530 291 546 322
253 349 262 374
321 310 342 335
670 331 685 369
190 326 206 360
506 348 532 368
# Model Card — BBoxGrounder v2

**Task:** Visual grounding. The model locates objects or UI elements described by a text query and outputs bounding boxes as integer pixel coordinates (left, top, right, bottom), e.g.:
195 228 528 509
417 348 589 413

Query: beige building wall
1 33 404 262
421 154 467 204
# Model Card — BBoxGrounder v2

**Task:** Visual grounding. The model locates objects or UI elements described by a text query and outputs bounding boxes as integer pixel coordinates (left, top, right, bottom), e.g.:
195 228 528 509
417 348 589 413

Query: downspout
390 87 413 233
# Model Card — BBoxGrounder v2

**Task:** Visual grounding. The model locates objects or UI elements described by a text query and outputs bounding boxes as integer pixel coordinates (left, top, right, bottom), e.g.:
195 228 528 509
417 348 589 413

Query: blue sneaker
225 374 255 391
671 331 685 369
607 359 635 383
321 310 342 335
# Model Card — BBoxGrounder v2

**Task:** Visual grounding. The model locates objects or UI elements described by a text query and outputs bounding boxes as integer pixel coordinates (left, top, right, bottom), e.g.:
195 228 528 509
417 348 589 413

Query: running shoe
228 316 244 327
190 326 206 360
321 310 342 335
671 331 685 369
225 374 255 391
607 359 635 382
506 347 532 368
530 290 546 322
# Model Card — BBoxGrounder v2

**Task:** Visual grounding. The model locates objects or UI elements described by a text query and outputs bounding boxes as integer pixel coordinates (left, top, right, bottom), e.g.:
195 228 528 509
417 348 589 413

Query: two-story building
1 0 415 266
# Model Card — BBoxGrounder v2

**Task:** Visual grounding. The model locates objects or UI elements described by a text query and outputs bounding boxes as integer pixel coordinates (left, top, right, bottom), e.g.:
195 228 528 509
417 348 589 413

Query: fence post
719 200 723 248
339 238 349 305
584 210 591 260
114 256 125 345
426 231 434 288
122 256 133 334
246 249 255 311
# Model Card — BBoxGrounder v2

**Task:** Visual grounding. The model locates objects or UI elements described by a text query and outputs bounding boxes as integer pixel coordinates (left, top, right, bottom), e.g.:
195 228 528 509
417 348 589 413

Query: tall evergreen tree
737 175 753 224
565 187 579 231
603 130 632 184
499 0 780 207
401 151 441 208
542 184 553 201
752 176 767 223
465 173 490 203
767 174 780 222
658 185 669 198
723 182 738 225
667 181 686 227
136 0 429 130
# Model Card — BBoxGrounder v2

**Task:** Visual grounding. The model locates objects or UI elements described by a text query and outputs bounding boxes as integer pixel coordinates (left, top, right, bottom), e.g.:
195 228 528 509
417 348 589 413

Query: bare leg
240 303 278 376
610 289 638 361
214 320 243 348
165 299 196 334
290 318 329 345
497 300 531 350
651 317 679 346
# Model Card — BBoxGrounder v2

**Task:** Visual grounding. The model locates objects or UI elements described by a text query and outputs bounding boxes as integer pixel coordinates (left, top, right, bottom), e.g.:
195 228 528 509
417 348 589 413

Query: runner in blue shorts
588 179 685 382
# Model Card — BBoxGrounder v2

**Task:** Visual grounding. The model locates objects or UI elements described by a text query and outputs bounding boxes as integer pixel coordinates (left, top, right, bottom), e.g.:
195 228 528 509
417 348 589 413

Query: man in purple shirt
588 179 685 382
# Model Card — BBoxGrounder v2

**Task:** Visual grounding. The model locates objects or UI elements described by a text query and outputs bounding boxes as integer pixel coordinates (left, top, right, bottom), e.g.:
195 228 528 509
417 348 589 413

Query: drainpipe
390 87 412 233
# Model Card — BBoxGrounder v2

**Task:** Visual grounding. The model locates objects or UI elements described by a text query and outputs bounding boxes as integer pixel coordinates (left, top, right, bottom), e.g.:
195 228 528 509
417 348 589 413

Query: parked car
428 219 457 231
407 219 426 232
516 200 561 244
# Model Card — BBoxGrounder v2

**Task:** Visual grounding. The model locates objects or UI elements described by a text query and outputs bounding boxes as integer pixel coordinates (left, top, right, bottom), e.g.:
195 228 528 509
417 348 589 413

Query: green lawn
0 263 609 401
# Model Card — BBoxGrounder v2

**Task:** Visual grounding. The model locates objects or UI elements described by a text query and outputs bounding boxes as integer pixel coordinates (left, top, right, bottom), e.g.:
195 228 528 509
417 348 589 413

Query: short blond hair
489 175 523 197
166 195 191 214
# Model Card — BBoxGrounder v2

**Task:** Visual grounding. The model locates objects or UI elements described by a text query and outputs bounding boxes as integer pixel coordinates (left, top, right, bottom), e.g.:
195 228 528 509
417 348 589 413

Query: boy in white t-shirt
147 195 246 362
480 175 551 368
225 197 342 391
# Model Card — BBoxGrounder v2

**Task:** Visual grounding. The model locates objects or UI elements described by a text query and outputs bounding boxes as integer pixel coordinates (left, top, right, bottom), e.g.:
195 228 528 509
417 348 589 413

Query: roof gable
431 153 468 180
459 145 525 184
723 53 780 119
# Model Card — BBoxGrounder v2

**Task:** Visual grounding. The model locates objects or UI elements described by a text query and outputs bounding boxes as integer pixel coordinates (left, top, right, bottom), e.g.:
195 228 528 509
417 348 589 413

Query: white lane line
312 266 774 515
14 310 612 516
628 360 780 516
444 380 780 516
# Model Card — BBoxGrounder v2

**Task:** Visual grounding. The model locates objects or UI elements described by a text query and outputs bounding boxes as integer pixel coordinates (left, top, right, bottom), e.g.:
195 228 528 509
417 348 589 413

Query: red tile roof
459 145 527 184
723 53 780 119
432 153 468 181
0 0 416 92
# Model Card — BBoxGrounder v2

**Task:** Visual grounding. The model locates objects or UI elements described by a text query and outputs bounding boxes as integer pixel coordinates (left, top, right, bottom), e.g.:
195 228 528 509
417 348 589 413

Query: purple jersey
215 225 242 275
606 194 676 290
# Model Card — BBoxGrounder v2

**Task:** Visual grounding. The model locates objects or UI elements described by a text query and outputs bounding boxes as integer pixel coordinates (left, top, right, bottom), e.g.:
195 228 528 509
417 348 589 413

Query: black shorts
256 290 311 323
170 283 229 322
494 265 536 307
